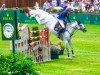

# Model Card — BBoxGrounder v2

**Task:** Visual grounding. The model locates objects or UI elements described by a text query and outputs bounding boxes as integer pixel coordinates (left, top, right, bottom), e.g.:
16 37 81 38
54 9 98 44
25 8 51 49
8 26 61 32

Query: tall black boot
58 32 60 39
57 28 63 39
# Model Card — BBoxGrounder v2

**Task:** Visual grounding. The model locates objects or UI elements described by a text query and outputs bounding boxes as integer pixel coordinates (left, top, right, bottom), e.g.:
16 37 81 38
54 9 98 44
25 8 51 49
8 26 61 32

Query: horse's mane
67 22 76 27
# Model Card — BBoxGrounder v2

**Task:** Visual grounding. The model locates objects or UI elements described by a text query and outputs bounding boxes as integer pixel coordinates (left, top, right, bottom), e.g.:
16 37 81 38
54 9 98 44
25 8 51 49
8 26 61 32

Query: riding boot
58 32 60 39
57 30 62 39
57 28 63 39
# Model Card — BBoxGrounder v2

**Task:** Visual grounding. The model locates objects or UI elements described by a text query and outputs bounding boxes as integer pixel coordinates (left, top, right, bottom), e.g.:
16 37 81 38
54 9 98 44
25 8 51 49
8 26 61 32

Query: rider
57 8 71 38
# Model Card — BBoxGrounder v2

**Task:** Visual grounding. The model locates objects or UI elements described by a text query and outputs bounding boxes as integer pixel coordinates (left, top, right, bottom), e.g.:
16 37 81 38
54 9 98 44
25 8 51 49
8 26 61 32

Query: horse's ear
34 2 39 10
77 20 81 24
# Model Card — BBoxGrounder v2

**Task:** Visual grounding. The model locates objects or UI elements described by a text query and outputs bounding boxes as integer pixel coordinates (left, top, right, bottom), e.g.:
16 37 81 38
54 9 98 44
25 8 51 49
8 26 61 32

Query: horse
25 4 87 59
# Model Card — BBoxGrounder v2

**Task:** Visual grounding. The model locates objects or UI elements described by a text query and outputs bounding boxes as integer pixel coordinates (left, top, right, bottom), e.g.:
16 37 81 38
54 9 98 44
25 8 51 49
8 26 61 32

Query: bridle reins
66 23 79 37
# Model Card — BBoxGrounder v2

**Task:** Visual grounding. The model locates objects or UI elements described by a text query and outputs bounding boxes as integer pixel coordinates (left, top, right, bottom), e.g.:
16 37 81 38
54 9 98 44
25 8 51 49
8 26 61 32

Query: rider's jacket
57 10 71 26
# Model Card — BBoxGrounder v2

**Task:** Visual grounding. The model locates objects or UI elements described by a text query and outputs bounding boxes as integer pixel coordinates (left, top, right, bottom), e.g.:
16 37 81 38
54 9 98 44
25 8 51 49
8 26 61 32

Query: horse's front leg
69 39 75 57
64 40 72 60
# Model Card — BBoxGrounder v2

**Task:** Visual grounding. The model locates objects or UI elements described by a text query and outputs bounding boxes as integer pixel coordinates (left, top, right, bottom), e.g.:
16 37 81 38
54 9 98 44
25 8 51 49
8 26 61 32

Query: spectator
93 0 100 10
66 0 75 10
89 5 95 12
42 0 100 13
43 0 54 11
91 0 94 4
61 1 67 10
70 0 77 10
78 1 86 11
56 0 61 6
0 4 7 11
73 1 79 10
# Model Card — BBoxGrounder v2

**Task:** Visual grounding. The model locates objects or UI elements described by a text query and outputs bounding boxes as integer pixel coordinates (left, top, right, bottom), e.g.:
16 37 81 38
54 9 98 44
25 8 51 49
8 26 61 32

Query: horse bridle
66 22 80 37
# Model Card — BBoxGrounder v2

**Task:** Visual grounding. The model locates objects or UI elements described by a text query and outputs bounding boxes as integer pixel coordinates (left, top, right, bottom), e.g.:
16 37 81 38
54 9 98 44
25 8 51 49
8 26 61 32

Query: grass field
0 24 100 75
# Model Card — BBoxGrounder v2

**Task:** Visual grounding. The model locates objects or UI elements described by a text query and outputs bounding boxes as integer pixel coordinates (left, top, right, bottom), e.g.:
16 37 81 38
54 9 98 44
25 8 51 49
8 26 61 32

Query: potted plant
50 45 60 59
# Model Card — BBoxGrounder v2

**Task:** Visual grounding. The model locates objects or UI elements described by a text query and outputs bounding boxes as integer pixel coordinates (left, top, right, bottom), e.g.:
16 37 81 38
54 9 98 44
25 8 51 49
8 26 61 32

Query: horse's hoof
68 57 72 60
72 54 75 57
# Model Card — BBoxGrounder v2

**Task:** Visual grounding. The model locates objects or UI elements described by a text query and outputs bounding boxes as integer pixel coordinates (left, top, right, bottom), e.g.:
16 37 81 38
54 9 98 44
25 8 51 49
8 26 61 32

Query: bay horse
25 4 87 59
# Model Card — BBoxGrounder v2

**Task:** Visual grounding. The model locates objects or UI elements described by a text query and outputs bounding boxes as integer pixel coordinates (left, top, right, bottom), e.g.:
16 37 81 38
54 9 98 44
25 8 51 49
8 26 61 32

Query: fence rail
70 13 100 25
0 11 100 25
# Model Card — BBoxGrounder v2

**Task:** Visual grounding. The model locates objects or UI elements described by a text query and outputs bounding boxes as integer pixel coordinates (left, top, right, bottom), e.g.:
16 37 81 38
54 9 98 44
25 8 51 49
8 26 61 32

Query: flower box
51 54 59 59
59 50 64 55
50 45 60 59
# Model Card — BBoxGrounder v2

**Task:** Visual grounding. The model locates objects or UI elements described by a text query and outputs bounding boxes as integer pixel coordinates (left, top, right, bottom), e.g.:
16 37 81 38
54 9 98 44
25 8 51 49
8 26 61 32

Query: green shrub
0 53 39 75
58 42 65 50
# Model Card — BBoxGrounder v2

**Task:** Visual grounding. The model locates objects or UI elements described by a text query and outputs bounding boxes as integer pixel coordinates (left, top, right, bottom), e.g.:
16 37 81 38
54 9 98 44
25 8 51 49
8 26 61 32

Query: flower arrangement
58 42 65 50
50 44 60 59
48 7 63 13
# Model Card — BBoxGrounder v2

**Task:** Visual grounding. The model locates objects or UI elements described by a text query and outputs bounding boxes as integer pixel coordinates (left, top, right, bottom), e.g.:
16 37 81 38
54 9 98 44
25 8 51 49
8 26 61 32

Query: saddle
54 21 66 39
54 21 63 32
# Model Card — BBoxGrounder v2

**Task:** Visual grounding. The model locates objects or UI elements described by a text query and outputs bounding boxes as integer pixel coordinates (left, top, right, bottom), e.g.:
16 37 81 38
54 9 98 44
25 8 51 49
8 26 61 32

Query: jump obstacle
10 24 50 63
29 25 50 63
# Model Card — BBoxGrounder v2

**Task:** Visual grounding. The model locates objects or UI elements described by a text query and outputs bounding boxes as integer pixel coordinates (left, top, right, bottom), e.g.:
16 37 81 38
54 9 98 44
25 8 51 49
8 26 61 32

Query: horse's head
76 20 87 32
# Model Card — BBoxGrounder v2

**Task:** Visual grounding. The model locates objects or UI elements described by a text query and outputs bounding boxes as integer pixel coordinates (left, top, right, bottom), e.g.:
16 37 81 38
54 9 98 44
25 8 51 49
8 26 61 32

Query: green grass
0 24 100 75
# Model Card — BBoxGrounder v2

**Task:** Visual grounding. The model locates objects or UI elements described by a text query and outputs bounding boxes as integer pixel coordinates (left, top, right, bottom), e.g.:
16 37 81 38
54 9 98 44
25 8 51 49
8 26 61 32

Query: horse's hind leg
69 39 75 57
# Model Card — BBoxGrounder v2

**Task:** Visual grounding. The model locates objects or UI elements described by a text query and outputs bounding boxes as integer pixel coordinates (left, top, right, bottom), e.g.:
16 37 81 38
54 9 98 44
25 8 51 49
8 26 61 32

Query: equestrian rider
58 8 71 28
57 8 71 38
